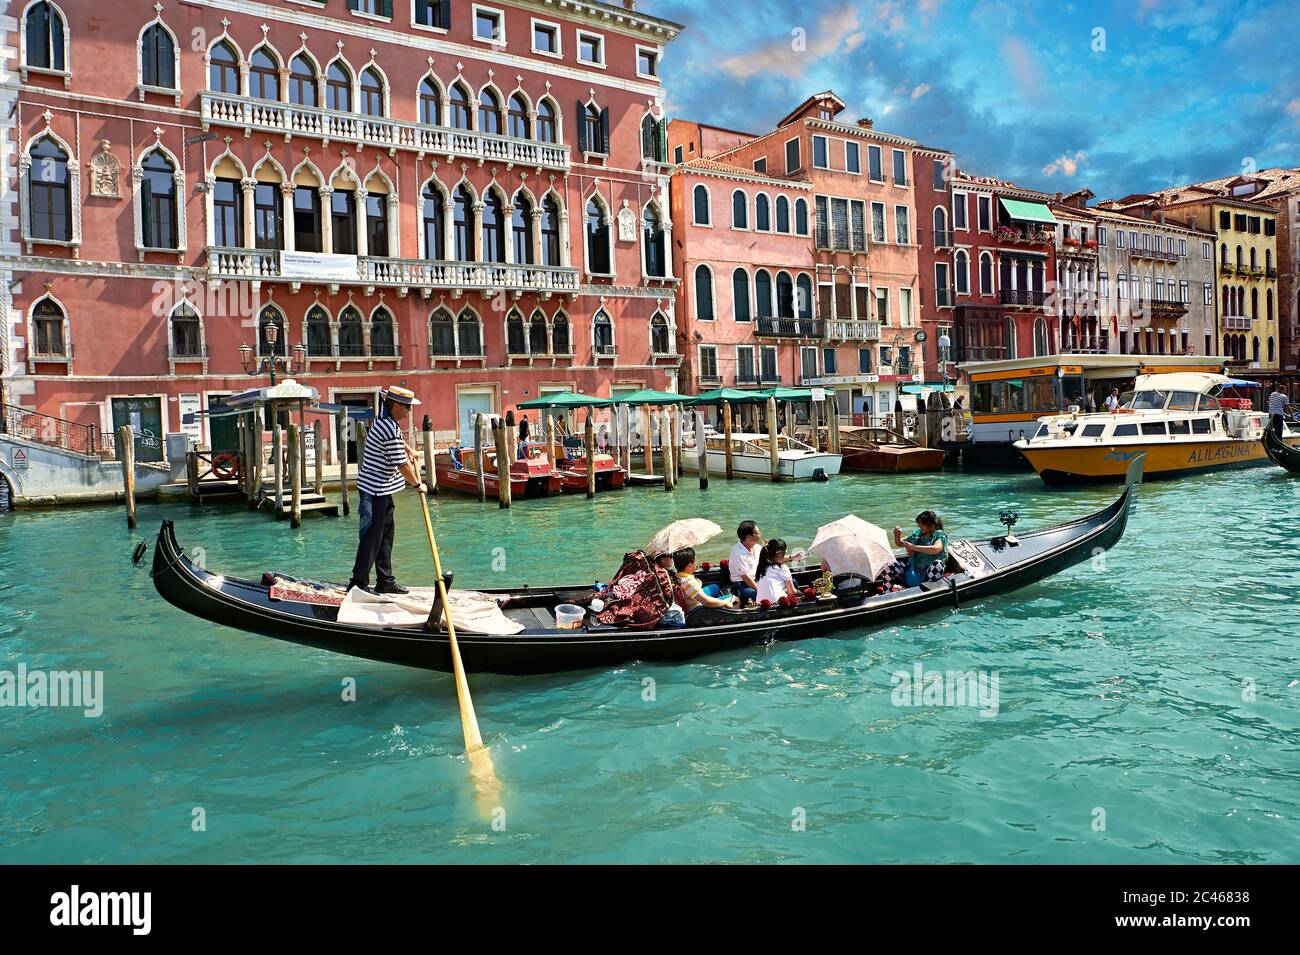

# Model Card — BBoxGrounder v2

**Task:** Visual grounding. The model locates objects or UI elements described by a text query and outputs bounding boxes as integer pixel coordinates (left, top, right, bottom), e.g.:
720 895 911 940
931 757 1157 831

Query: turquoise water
2 467 1298 864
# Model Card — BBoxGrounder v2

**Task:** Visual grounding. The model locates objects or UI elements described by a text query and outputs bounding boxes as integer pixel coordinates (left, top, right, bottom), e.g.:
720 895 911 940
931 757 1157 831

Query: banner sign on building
279 252 359 282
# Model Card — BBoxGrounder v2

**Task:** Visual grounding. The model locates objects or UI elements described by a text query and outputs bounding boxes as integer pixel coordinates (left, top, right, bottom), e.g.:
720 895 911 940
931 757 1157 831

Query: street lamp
240 321 306 386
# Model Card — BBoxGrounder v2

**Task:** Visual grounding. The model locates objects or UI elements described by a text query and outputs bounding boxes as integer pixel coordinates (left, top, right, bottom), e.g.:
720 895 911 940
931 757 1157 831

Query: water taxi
681 431 842 480
1014 371 1300 484
838 426 946 473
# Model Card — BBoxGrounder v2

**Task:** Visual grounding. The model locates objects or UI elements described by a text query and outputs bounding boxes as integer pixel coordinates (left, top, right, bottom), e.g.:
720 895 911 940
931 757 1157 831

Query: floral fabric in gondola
593 550 674 629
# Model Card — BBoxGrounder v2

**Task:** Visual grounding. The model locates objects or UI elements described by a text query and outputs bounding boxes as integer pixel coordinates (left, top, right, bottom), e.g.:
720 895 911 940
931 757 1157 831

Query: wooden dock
258 485 339 520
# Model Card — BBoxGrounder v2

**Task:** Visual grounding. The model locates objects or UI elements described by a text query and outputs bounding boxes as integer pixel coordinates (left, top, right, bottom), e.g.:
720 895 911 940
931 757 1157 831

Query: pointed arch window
776 195 790 233
327 63 352 112
482 190 506 263
478 89 503 135
28 136 71 241
580 103 605 154
508 95 530 139
370 307 395 357
419 78 441 125
506 309 527 355
693 184 711 226
289 55 317 107
364 190 388 257
25 2 65 72
331 188 357 255
429 308 455 357
536 100 557 143
796 274 813 320
32 298 66 356
258 306 285 357
732 190 748 229
540 196 560 267
141 23 175 89
695 265 715 321
593 310 614 354
209 41 239 94
140 149 178 249
170 304 202 358
512 194 534 265
212 177 243 247
457 310 483 357
360 68 384 117
453 185 474 260
755 270 773 319
449 83 471 129
643 205 666 277
422 184 445 259
586 199 611 274
250 49 279 100
254 181 282 250
293 184 322 253
305 306 332 357
338 305 364 357
650 312 670 355
551 312 571 355
528 310 549 354
776 272 795 318
732 268 750 322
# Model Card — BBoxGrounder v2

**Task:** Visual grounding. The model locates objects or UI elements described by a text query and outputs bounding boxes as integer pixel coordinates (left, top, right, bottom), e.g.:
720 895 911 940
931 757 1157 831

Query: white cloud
1043 150 1088 177
911 83 931 100
717 8 866 81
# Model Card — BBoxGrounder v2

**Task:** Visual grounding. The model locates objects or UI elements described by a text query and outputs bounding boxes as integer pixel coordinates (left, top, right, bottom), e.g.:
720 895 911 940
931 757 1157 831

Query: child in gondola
755 539 798 605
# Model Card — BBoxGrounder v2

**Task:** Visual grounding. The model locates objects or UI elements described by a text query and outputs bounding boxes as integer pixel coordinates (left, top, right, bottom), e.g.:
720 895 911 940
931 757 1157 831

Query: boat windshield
1125 390 1168 411
1166 391 1200 411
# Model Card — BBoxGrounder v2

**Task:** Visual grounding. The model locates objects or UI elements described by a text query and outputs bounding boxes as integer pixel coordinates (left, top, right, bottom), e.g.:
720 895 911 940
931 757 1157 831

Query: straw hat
382 385 421 406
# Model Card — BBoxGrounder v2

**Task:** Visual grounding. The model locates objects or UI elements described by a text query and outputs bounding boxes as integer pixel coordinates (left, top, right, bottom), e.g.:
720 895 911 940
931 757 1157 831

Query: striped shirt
357 415 408 496
1268 391 1288 416
675 572 707 611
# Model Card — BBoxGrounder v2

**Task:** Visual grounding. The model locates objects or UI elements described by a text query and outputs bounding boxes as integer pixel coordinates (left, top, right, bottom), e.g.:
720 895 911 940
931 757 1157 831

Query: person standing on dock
349 387 426 596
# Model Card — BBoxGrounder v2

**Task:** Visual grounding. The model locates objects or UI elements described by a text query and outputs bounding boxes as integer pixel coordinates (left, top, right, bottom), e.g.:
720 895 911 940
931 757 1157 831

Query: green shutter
576 101 587 152
599 107 610 154
657 120 668 163
437 0 451 27
140 179 153 247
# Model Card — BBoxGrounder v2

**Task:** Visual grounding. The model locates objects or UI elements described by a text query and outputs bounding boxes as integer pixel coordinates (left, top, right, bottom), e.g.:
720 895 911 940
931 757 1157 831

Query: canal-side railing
2 404 100 457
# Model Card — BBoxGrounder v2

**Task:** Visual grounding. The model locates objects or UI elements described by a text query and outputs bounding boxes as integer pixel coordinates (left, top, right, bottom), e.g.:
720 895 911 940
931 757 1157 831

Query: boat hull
1019 436 1297 485
433 464 563 498
558 466 626 492
151 463 1140 675
680 450 842 479
1263 424 1300 473
841 447 946 473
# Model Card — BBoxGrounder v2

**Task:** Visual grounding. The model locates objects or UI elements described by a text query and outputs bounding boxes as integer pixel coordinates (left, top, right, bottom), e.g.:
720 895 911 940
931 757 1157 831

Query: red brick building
911 144 954 386
0 0 681 459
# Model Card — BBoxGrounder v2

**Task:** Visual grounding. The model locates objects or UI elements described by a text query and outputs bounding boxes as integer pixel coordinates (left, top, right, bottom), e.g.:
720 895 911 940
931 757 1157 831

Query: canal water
2 467 1298 863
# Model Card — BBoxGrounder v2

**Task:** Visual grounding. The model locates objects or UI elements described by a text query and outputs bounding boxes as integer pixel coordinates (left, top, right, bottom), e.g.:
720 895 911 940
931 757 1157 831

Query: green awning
999 198 1057 225
685 387 768 406
610 388 687 406
516 391 611 409
757 387 815 403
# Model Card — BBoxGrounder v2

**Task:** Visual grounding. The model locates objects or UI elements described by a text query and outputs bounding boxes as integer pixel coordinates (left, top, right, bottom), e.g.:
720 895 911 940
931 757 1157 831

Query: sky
651 0 1300 199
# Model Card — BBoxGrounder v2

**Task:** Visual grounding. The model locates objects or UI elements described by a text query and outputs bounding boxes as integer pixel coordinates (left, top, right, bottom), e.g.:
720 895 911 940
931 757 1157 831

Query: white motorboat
681 431 841 480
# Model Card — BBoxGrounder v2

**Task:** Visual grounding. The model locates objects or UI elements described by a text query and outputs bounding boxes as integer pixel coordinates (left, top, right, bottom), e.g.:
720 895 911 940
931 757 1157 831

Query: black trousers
351 492 397 589
1272 413 1284 434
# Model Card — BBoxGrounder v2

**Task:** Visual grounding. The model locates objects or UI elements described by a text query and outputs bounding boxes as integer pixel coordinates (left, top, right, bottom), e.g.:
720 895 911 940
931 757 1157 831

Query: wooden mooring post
272 424 284 519
313 420 324 496
584 413 597 498
117 425 136 528
287 424 303 528
422 414 437 495
474 413 486 502
722 400 735 480
695 409 709 490
336 411 350 517
492 419 512 509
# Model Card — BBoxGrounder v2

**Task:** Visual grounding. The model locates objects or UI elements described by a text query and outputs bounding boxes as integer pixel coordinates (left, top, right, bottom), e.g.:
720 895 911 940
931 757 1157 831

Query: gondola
1263 422 1300 473
152 458 1144 676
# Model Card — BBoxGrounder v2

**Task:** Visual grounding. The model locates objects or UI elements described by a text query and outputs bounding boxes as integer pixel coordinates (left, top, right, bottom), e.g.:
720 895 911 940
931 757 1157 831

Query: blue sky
653 0 1299 199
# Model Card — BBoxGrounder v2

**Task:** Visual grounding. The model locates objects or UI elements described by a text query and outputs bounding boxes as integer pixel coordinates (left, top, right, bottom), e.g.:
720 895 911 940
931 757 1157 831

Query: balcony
994 225 1053 247
936 286 956 307
1129 246 1178 263
1000 288 1047 308
1267 266 1278 278
1061 333 1111 354
200 92 570 171
917 228 951 249
1223 314 1252 331
824 319 881 342
1148 296 1188 318
1059 238 1099 257
755 317 825 338
207 247 580 295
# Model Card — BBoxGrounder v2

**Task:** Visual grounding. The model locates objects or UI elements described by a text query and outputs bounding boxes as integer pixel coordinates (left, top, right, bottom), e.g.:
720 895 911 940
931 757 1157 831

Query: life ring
211 451 241 481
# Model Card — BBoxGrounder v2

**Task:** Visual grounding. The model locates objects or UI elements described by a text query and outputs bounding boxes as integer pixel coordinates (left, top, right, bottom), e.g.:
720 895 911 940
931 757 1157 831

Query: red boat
434 448 563 498
556 450 627 492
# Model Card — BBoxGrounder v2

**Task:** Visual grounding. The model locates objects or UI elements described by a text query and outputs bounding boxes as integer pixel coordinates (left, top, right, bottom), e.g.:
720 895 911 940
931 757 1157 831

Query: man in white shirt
1105 388 1120 413
727 520 762 604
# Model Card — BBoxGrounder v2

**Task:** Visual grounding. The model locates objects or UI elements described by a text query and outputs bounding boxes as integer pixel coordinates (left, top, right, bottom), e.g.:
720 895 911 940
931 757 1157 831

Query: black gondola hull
1263 423 1300 473
152 464 1140 675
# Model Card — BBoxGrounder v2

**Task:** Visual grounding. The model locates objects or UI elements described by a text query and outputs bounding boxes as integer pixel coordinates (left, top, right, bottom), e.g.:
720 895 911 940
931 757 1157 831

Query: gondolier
349 386 426 595
1267 381 1288 434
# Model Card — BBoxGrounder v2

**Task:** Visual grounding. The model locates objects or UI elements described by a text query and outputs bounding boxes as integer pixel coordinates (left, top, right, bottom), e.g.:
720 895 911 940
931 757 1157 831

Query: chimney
857 118 873 129
623 0 636 9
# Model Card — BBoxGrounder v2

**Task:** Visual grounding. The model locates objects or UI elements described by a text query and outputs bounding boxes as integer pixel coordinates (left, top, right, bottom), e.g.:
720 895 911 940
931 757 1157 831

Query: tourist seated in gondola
726 520 762 604
755 539 798 605
876 510 950 589
591 550 675 629
673 548 739 611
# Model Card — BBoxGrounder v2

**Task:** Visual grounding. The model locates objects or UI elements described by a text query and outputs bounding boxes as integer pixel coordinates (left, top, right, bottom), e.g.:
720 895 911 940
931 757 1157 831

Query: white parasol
809 515 895 581
646 518 723 557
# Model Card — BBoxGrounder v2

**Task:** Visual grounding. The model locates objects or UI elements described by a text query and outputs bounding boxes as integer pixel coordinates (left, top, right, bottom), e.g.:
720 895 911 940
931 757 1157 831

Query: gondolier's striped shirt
357 415 408 496
1269 391 1287 416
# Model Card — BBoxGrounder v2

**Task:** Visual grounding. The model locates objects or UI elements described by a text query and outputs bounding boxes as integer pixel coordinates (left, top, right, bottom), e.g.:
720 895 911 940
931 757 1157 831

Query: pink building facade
0 0 681 459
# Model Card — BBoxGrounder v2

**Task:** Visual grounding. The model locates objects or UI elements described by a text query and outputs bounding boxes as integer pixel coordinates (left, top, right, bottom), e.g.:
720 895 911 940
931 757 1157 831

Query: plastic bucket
554 604 585 630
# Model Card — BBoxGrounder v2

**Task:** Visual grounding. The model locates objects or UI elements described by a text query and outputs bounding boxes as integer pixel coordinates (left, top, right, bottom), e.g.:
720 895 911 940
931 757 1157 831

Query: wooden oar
417 489 501 812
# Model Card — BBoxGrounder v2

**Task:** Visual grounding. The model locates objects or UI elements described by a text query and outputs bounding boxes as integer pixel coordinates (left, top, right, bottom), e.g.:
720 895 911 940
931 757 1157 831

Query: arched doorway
0 470 14 512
